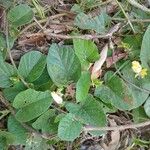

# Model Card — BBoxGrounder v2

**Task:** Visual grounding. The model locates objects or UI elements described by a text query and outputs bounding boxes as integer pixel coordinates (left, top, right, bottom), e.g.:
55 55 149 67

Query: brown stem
84 120 150 131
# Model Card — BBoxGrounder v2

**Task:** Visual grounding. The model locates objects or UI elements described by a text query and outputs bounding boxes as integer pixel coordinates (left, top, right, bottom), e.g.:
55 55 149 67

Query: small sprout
118 42 131 51
9 76 20 84
132 61 147 78
92 78 103 87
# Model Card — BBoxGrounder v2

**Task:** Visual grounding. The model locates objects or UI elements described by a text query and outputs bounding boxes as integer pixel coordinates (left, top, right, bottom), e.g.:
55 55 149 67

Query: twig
20 13 67 35
44 31 112 40
4 11 30 88
0 109 10 120
84 120 150 131
33 16 121 40
51 105 67 114
115 0 135 33
112 17 150 23
127 0 150 14
34 17 45 30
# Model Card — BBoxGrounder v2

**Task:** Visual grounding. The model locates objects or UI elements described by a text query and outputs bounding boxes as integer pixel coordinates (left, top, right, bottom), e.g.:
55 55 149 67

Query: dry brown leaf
91 44 108 79
18 33 46 46
106 52 127 68
101 119 120 150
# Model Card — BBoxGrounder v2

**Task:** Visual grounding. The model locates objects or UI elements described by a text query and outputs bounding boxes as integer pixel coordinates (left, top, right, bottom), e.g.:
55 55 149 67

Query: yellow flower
139 68 147 78
132 61 148 78
132 61 142 74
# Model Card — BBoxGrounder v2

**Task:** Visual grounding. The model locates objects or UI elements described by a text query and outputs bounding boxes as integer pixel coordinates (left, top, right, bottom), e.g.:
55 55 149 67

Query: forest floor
0 0 150 150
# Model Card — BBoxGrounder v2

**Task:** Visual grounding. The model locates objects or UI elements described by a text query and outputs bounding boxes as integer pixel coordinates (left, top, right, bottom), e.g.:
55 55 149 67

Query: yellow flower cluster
132 61 147 78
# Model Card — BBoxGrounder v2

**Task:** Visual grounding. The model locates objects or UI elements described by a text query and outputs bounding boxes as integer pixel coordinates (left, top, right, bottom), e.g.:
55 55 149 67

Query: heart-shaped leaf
13 89 53 122
32 109 58 134
47 43 81 87
95 68 150 110
73 39 99 68
58 113 82 141
8 4 34 27
66 95 106 128
18 51 46 82
74 12 110 33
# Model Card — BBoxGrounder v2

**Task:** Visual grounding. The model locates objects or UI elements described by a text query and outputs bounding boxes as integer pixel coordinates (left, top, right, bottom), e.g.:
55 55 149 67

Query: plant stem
127 0 150 14
112 17 150 23
5 12 30 88
84 120 150 131
115 0 135 33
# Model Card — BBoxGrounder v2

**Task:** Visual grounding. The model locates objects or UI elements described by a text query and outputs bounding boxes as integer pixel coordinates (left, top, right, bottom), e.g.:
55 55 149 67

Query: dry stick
20 13 67 35
127 0 150 14
35 20 121 40
112 17 150 23
115 0 135 33
84 120 150 131
44 31 112 40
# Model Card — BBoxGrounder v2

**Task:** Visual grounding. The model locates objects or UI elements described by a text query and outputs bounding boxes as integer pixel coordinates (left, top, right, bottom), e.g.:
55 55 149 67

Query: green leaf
74 12 110 33
123 34 142 59
3 82 26 102
32 109 58 134
8 4 34 27
58 113 82 141
25 135 50 150
73 39 99 68
18 51 46 82
0 131 15 150
76 71 91 102
144 97 150 118
71 4 83 13
140 25 150 68
96 69 149 110
66 95 106 128
94 84 112 104
47 43 81 87
0 61 16 88
7 115 29 145
13 89 53 122
132 107 149 123
0 0 14 9
33 68 53 91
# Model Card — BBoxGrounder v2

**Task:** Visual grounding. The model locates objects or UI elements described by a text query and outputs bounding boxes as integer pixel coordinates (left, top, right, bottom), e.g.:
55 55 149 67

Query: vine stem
2 89 149 133
84 120 150 131
33 17 121 40
20 13 67 35
112 17 150 23
127 0 150 14
115 0 135 33
4 11 30 88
